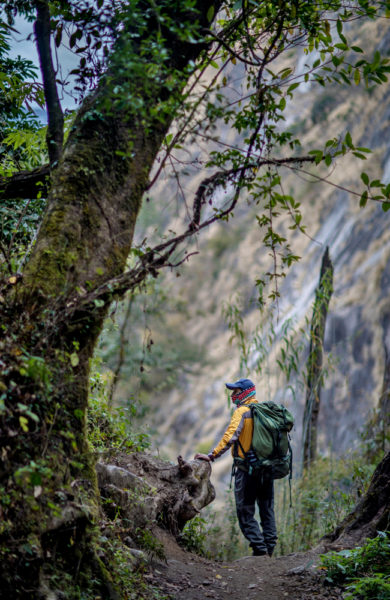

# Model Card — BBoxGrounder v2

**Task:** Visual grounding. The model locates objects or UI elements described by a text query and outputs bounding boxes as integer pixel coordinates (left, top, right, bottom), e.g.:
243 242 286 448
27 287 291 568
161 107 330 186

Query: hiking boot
267 547 275 557
252 548 268 556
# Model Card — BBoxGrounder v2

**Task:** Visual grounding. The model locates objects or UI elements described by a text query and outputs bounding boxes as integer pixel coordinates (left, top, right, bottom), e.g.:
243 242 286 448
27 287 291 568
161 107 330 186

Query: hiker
194 378 278 557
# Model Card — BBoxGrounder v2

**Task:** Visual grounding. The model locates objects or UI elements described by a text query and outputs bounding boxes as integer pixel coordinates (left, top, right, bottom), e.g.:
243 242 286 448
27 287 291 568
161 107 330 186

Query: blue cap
225 378 255 391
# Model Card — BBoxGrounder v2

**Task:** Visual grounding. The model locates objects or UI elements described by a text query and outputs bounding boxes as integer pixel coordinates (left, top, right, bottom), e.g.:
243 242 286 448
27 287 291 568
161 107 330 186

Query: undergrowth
88 357 150 453
84 361 169 600
98 534 169 600
321 532 390 600
275 452 377 555
179 487 249 561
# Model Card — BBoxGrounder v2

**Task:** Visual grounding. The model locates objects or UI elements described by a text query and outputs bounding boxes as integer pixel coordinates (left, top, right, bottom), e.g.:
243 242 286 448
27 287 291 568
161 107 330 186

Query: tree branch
34 0 64 166
0 164 50 200
59 154 317 325
0 165 50 200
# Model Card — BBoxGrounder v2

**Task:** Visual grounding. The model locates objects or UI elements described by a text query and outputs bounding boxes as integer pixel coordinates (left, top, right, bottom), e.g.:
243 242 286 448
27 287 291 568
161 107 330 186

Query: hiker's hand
194 453 211 462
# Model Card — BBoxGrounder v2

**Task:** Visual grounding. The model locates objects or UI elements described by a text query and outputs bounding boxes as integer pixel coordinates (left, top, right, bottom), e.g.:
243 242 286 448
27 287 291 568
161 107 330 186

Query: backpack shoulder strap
234 438 247 458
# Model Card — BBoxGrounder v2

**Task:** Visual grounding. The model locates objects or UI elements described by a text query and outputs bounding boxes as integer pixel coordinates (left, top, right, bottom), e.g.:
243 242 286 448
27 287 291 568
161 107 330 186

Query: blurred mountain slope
98 16 390 492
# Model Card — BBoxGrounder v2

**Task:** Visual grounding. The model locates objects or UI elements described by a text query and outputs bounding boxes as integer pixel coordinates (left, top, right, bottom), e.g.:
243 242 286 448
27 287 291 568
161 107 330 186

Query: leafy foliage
276 454 377 555
179 515 210 556
0 21 46 175
180 487 247 561
98 278 207 401
321 532 390 600
88 357 151 452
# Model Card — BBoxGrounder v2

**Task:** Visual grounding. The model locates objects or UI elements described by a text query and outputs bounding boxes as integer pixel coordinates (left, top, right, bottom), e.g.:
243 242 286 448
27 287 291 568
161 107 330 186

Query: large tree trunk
0 2 220 597
302 247 333 469
321 450 390 550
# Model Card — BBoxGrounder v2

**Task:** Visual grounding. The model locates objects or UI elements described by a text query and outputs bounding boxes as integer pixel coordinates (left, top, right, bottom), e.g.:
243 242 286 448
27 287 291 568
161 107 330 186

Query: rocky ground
147 530 344 600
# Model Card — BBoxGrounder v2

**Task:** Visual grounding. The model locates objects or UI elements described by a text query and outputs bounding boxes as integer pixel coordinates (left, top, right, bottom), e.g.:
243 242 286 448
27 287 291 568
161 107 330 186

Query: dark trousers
234 468 277 554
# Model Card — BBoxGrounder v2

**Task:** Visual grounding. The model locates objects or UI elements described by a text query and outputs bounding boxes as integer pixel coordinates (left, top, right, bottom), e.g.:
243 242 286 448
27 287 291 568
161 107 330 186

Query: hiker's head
225 378 256 406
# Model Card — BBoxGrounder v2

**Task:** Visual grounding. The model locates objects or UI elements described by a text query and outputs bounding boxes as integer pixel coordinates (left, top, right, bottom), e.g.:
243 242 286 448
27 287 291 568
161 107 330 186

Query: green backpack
236 401 294 480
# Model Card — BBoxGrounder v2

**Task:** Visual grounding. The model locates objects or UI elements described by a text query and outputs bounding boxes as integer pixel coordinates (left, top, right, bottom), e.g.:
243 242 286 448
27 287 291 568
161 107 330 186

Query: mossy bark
0 2 221 597
302 247 333 469
323 450 390 548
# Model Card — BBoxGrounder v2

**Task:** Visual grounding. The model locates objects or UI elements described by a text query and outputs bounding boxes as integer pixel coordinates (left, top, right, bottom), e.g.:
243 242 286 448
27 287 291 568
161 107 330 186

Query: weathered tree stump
96 452 215 536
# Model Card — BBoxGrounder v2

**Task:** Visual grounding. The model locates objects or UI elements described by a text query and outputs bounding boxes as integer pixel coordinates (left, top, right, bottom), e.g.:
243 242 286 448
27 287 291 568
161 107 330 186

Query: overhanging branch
61 154 316 322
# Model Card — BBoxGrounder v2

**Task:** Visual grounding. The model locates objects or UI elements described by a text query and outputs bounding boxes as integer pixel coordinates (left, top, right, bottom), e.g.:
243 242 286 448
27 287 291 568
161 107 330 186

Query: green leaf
26 410 39 423
19 416 29 432
70 353 79 367
332 56 342 68
324 154 332 167
359 190 368 207
334 23 347 44
345 131 353 149
287 82 300 95
55 27 62 48
74 409 84 420
69 31 78 48
351 46 363 53
355 147 371 154
382 202 390 212
94 299 105 308
354 69 361 85
361 172 369 185
207 5 215 21
280 68 292 79
309 149 323 165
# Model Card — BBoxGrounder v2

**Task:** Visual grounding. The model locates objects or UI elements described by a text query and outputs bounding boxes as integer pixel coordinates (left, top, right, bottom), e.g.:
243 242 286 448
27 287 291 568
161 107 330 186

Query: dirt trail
148 531 344 600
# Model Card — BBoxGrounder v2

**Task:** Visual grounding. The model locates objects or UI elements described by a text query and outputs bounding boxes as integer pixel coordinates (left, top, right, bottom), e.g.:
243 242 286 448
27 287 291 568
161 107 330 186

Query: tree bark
321 450 390 550
97 453 215 536
34 0 64 166
302 246 333 469
0 2 221 597
375 313 390 452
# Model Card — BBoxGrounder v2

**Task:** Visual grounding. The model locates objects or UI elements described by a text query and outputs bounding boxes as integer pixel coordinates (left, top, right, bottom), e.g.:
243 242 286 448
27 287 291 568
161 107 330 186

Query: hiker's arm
208 408 246 460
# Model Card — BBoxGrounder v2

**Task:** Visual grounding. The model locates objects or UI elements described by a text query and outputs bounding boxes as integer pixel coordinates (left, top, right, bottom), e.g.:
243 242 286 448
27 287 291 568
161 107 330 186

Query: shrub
180 488 249 561
275 454 376 555
321 532 390 600
88 357 150 453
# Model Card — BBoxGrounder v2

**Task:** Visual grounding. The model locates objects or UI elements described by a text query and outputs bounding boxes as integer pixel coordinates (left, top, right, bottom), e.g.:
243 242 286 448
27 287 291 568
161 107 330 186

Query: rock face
97 453 215 535
105 18 390 494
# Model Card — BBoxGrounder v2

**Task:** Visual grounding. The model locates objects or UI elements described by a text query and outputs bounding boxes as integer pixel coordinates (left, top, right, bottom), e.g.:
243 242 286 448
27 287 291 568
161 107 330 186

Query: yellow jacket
210 398 257 460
